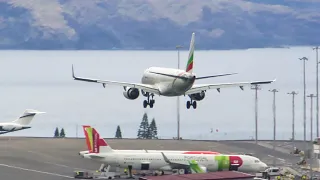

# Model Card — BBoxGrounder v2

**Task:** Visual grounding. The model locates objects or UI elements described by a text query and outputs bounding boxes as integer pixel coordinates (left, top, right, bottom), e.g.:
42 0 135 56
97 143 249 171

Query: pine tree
115 125 122 139
60 128 66 138
137 113 150 139
149 118 158 139
54 127 59 138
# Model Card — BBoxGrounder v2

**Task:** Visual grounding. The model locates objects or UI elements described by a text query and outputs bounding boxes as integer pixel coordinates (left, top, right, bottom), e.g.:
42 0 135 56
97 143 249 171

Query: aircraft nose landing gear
186 99 197 109
143 92 155 108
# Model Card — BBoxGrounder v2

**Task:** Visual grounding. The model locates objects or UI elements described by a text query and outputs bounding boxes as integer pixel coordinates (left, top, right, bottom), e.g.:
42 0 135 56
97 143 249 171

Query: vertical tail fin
12 109 45 125
86 127 113 153
186 32 195 73
82 125 93 153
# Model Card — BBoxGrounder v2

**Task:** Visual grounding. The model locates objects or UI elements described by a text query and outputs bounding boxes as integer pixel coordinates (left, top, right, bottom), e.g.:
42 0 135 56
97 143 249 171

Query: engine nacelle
123 87 140 100
188 91 205 101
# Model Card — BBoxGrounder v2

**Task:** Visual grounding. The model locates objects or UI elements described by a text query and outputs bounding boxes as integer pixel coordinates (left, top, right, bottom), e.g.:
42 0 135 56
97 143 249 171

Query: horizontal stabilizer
149 71 189 80
88 154 105 159
196 73 238 80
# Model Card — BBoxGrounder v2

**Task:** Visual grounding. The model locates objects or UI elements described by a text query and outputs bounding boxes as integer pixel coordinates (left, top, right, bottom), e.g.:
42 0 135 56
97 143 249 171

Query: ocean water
0 47 318 140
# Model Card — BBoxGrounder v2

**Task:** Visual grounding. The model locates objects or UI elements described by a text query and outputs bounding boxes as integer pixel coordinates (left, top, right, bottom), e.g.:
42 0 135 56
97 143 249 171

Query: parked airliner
72 32 275 109
79 125 220 156
81 127 268 174
0 109 45 134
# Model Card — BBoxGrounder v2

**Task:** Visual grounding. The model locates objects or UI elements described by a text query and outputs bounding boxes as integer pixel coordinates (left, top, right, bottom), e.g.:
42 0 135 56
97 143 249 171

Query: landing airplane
72 32 275 109
79 125 220 156
82 127 268 175
0 109 45 134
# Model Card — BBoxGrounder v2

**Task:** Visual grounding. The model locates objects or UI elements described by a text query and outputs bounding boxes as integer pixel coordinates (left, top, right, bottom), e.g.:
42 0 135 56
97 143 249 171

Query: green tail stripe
189 160 204 173
214 155 230 171
186 53 193 70
86 127 93 151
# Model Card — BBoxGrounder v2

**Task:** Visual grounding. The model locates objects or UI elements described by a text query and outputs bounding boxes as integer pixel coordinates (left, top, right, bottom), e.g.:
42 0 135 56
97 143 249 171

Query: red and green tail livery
186 32 195 73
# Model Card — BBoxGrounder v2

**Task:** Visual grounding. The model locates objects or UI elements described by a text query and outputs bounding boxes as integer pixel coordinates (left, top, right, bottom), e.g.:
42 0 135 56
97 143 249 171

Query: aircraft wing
160 152 190 170
185 79 276 95
0 131 10 135
72 65 160 95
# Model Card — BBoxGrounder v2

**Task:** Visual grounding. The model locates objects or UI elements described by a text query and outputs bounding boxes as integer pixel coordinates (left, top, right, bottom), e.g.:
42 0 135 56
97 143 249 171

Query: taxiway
0 137 313 180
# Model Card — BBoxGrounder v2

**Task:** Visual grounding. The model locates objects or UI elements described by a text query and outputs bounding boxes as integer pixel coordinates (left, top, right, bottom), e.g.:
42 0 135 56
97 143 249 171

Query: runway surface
0 137 316 180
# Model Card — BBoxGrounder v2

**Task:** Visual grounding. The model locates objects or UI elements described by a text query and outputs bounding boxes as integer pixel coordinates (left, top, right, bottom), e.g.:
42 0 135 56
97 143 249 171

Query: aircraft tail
83 125 113 153
186 32 195 74
82 125 93 153
12 109 45 125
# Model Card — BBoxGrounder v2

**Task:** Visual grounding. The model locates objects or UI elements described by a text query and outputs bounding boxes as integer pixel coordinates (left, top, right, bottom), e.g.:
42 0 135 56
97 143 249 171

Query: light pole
269 89 278 167
176 45 183 140
251 84 261 144
287 91 298 150
307 94 316 142
307 93 316 178
300 57 308 142
313 46 319 138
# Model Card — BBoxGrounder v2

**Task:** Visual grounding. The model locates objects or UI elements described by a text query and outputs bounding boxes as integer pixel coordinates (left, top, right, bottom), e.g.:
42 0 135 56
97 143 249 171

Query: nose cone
259 163 268 171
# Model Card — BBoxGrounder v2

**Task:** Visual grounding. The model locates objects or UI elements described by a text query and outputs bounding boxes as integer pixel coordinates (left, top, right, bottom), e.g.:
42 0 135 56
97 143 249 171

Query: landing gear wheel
187 98 198 109
186 101 191 109
150 99 155 104
143 93 155 108
150 101 154 108
143 100 148 108
192 101 197 109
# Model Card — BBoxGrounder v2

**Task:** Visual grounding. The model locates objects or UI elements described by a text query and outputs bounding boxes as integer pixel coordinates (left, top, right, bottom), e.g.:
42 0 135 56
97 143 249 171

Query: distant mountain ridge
0 0 319 50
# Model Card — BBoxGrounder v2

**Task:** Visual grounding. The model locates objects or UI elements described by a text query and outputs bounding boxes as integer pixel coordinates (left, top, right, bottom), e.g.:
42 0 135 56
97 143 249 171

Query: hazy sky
0 47 318 140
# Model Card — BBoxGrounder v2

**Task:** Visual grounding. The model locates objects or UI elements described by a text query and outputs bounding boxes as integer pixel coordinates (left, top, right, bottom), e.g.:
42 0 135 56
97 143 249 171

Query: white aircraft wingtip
24 109 46 114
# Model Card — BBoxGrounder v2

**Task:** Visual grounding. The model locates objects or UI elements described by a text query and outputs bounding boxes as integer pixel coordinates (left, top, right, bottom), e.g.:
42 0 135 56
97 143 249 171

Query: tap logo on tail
82 125 99 153
83 125 110 154
93 128 99 153
83 125 93 153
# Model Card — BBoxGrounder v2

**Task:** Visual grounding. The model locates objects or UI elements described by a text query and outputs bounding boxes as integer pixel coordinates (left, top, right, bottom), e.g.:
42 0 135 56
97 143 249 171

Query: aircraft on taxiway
0 109 45 135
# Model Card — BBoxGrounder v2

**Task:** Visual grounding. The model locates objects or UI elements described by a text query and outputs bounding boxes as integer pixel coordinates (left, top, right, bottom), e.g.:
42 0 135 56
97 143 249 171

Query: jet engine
123 87 140 100
188 91 205 101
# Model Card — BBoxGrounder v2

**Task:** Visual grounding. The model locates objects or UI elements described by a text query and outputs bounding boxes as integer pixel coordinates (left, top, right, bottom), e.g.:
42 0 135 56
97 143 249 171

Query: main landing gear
186 99 197 109
143 92 155 108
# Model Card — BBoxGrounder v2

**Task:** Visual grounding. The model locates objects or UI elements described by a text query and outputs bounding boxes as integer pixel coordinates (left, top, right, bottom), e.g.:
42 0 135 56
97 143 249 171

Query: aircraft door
229 164 238 171
141 163 150 170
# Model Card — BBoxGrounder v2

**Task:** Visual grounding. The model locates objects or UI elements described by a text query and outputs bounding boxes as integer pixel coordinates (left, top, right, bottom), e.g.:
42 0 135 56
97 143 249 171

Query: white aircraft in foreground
72 32 275 109
81 127 268 174
0 109 45 134
79 125 221 156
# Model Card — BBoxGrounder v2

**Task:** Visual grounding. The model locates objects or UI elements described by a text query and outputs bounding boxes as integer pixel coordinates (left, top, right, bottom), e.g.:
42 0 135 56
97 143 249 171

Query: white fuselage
83 152 268 173
141 67 196 96
0 122 29 132
79 150 219 156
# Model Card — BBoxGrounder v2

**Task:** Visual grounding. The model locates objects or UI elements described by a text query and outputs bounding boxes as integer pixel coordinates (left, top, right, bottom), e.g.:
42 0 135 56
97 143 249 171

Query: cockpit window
254 160 260 163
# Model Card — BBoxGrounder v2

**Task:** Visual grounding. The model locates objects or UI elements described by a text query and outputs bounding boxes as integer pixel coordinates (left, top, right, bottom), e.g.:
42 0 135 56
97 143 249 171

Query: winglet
161 152 171 164
72 64 76 79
